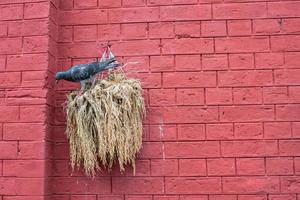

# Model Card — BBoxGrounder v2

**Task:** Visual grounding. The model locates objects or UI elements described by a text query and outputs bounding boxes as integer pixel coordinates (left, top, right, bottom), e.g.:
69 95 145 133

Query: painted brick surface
1 0 300 199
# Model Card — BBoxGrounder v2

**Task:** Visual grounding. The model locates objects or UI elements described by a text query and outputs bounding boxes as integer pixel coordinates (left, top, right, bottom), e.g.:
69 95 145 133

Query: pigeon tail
95 57 116 73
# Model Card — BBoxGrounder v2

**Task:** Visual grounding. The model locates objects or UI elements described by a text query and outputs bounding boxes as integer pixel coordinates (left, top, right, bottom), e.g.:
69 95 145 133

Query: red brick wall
1 0 300 199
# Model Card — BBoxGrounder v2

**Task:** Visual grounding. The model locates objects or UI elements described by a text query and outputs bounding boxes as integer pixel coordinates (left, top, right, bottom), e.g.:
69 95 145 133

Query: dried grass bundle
66 72 145 176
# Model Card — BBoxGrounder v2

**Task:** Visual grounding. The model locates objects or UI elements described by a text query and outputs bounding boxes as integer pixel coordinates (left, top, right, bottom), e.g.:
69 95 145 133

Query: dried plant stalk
66 72 145 176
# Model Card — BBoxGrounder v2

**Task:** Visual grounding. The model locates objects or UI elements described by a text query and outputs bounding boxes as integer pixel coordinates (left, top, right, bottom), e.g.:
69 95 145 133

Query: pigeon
55 57 118 90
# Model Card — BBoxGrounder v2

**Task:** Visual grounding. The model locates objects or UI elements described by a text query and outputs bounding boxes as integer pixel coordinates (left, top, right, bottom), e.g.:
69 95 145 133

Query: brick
0 72 21 88
164 141 220 158
223 177 279 193
213 3 266 19
151 159 178 176
0 4 23 20
22 71 46 87
0 22 7 37
59 26 73 42
238 195 267 200
215 37 269 53
12 178 44 195
263 87 289 104
179 159 206 176
125 196 152 200
180 196 207 200
149 89 175 106
121 23 148 39
4 197 46 200
150 56 174 72
160 5 211 21
175 55 201 71
235 123 263 139
74 0 97 8
206 88 232 105
209 195 236 200
24 2 49 19
221 140 278 157
139 142 163 158
74 25 97 41
23 36 49 53
7 54 48 71
296 158 300 174
0 178 16 195
52 143 69 160
0 37 22 54
271 35 300 51
123 0 146 6
173 0 197 4
236 158 265 175
112 177 164 194
277 105 300 121
165 177 221 194
177 89 204 105
99 0 121 7
98 195 124 200
281 177 300 193
122 56 149 73
153 196 179 200
109 7 159 23
219 70 273 87
207 158 235 176
147 0 171 6
175 22 200 38
201 21 226 37
149 22 174 39
268 1 300 17
8 19 49 37
162 38 214 54
228 20 251 36
0 106 19 122
149 124 176 142
285 52 300 69
233 87 262 104
292 122 300 138
282 18 300 34
60 9 108 25
228 54 254 69
98 24 120 41
3 160 45 177
20 105 46 122
71 195 96 200
177 124 205 140
112 40 160 56
269 195 297 200
0 142 17 159
18 141 48 159
163 106 218 123
253 19 281 35
163 72 216 88
6 88 48 106
264 122 291 139
202 54 228 70
279 140 300 156
3 123 45 140
266 157 293 175
275 69 300 86
206 123 234 140
52 177 111 194
129 73 161 88
255 53 284 69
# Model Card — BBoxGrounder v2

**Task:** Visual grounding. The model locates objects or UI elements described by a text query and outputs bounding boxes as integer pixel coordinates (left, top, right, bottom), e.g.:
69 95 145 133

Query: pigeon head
55 72 66 83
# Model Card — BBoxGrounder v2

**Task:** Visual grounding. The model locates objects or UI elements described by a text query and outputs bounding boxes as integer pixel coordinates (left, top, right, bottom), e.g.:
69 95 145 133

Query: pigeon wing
70 65 91 82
